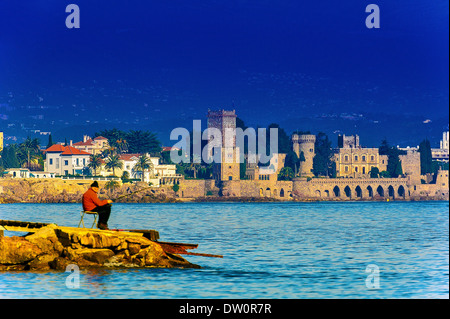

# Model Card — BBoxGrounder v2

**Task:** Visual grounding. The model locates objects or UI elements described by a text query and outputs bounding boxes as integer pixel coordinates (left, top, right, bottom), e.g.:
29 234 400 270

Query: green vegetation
312 132 335 177
94 128 161 156
379 139 405 178
418 139 432 175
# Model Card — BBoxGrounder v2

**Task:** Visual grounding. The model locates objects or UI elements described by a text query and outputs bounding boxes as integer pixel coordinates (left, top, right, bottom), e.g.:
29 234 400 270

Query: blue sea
0 201 448 299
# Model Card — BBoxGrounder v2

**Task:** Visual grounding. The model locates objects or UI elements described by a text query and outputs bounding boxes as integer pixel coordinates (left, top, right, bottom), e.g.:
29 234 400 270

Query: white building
44 144 91 176
3 168 31 178
432 131 449 162
115 153 180 185
72 135 109 155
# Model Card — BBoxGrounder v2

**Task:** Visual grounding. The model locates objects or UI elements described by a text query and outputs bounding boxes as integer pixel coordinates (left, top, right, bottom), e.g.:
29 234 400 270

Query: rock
66 248 115 264
1 225 200 271
0 236 42 265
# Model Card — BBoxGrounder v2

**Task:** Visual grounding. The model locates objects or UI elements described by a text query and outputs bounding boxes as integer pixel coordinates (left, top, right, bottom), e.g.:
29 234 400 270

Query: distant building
3 168 31 178
245 153 286 181
44 144 91 176
72 135 109 155
207 109 241 182
432 131 449 162
291 134 315 177
338 134 360 149
98 153 180 185
333 135 388 177
0 131 3 152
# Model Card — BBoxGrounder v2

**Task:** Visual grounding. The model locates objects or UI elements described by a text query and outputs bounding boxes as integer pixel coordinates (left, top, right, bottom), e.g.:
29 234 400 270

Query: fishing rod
112 186 153 202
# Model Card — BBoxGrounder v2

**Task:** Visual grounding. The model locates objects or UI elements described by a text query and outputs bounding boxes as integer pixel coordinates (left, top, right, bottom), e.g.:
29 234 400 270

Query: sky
0 0 448 147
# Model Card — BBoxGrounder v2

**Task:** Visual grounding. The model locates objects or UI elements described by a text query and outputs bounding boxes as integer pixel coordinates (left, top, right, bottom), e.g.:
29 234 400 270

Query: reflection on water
0 201 448 298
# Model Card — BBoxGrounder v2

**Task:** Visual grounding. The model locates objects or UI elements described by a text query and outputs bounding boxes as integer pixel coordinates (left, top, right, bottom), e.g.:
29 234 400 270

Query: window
49 159 53 165
229 176 232 180
64 160 69 166
362 156 366 162
371 155 375 161
355 156 358 161
344 155 349 162
345 166 349 172
355 166 358 172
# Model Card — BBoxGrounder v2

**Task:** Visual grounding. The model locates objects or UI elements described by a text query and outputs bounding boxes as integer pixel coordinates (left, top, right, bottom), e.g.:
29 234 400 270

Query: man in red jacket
82 181 113 230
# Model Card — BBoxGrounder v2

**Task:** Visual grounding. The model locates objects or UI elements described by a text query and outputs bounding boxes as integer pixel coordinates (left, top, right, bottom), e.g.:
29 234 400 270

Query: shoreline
0 178 448 204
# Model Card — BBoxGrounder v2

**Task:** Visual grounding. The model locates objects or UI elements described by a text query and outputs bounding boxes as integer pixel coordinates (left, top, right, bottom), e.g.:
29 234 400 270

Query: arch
273 189 278 197
259 188 264 197
265 188 271 197
333 186 340 197
355 186 362 198
344 186 351 198
388 185 395 198
280 188 285 197
315 190 321 197
324 190 330 197
398 185 405 198
367 186 373 198
376 185 384 197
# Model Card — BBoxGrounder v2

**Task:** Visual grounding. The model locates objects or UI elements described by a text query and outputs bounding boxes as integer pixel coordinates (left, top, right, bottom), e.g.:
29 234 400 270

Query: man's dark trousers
91 204 111 225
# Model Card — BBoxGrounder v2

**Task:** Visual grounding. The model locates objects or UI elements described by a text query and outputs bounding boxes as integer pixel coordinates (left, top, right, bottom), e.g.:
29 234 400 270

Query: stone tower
207 109 241 182
292 134 316 177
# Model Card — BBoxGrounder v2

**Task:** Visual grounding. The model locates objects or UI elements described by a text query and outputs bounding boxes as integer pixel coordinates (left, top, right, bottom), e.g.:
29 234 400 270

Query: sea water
0 201 448 299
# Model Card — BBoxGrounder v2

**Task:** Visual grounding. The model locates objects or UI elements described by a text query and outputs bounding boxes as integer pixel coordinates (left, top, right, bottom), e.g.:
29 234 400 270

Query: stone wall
399 150 421 185
292 177 411 200
178 179 206 198
221 180 293 200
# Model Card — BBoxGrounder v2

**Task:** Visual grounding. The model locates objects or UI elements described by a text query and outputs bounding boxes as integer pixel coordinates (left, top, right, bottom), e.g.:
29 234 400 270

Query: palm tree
88 154 103 176
18 137 41 169
133 154 154 181
105 154 123 176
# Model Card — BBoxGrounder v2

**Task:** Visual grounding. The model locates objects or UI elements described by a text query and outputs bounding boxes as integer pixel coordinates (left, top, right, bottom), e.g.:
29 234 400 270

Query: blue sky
0 0 448 147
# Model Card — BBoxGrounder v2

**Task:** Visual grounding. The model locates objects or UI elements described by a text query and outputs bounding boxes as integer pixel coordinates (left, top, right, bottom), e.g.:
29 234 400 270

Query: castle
186 109 448 201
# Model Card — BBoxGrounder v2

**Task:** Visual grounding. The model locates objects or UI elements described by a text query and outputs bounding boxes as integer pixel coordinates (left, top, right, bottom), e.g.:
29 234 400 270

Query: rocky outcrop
0 179 179 204
0 225 199 271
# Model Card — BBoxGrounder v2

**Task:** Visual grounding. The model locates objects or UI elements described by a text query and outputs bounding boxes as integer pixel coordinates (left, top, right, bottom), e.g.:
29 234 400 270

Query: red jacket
82 188 109 211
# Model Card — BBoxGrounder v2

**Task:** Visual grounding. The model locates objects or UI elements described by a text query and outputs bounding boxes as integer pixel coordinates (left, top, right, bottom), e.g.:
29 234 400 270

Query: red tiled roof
118 153 141 161
45 144 66 152
94 136 108 140
61 146 91 156
73 139 94 146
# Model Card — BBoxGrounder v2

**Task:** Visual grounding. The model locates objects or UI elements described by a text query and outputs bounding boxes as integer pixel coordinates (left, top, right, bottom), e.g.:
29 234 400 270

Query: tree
312 132 333 177
133 154 154 181
18 137 41 168
284 151 300 174
88 154 103 176
121 170 130 182
4 145 20 168
94 128 127 149
46 134 54 149
418 139 432 175
126 130 161 155
105 154 123 176
278 167 295 181
172 183 180 194
378 139 404 178
370 167 380 178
